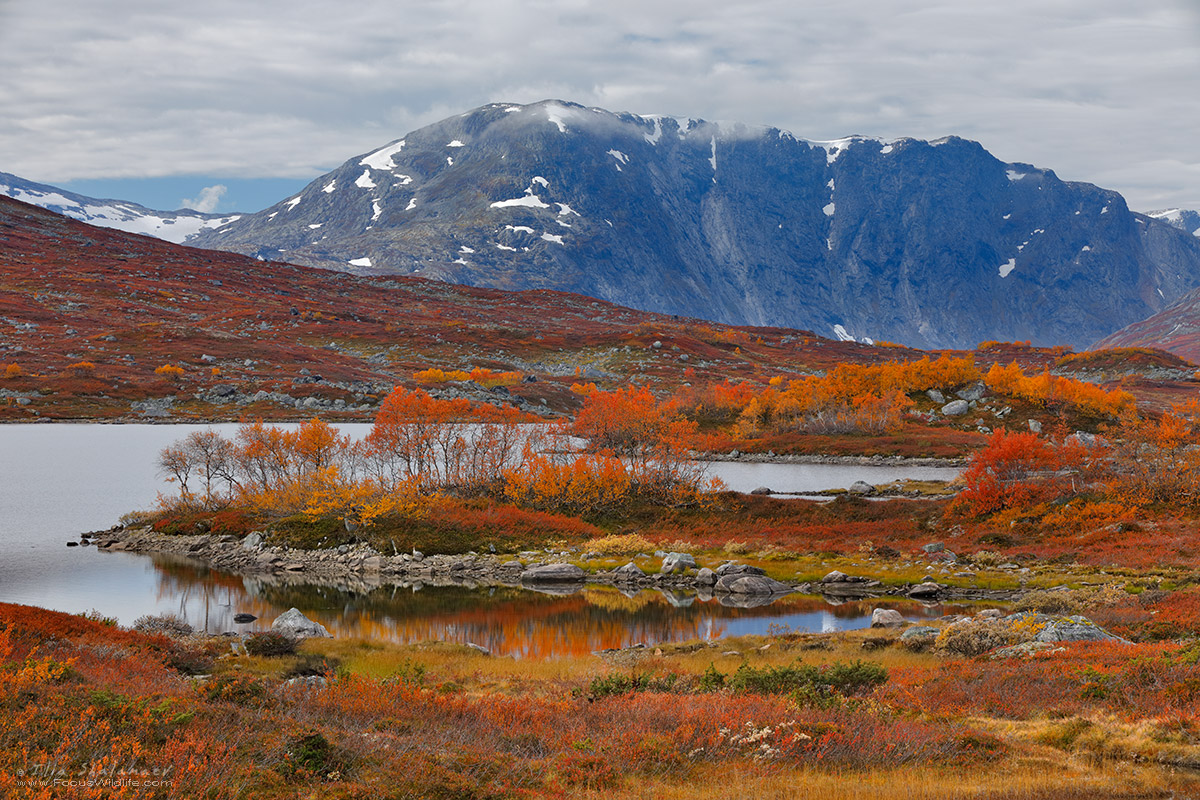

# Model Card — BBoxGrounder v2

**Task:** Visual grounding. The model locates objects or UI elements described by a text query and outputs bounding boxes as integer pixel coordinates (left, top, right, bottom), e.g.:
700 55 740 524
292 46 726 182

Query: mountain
1147 208 1200 238
1094 285 1200 365
189 100 1200 350
0 170 240 244
0 193 920 422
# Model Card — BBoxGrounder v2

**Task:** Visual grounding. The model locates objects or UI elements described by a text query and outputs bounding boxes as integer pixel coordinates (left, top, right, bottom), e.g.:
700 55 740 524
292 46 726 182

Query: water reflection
149 556 980 659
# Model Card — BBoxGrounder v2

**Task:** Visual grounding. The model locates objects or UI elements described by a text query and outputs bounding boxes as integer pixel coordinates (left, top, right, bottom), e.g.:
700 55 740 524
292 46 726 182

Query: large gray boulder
870 608 905 628
271 608 331 639
1001 613 1129 644
955 381 987 402
695 567 717 586
941 399 969 416
660 552 696 574
614 562 645 581
715 563 766 578
520 563 586 583
715 574 794 595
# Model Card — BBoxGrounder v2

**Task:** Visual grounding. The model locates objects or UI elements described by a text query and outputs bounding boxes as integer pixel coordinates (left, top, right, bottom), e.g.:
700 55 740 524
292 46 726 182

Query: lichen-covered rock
871 608 905 628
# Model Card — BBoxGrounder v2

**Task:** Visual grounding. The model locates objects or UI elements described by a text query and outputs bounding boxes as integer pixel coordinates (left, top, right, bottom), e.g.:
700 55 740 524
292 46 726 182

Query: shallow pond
0 423 966 657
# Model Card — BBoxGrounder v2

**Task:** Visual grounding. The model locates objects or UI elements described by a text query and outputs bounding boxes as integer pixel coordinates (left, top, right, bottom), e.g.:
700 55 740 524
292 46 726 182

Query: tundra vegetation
5 356 1175 796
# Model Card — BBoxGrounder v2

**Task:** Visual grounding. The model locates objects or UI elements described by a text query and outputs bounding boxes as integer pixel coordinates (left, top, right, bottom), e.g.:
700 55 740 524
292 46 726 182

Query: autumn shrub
245 631 298 657
935 619 1017 657
66 360 95 376
1106 401 1200 509
132 613 194 637
951 429 1093 517
2 363 23 379
581 533 657 556
280 731 353 780
588 671 680 698
984 361 1134 418
155 363 185 380
722 660 888 696
200 674 270 706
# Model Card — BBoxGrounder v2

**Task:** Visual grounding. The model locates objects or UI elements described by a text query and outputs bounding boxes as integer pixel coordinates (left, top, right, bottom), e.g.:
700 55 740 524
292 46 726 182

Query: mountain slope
1094 285 1200 365
191 100 1200 350
1147 208 1200 238
0 171 239 244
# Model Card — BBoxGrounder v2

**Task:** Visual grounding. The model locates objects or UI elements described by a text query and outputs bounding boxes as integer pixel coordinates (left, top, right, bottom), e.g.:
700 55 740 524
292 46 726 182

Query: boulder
922 542 945 553
520 563 586 583
955 381 987 402
695 567 717 586
715 563 766 578
749 486 773 495
660 552 697 574
715 574 793 595
941 399 969 416
871 608 905 628
1027 419 1042 434
241 532 263 550
465 642 491 655
847 480 875 495
614 562 645 580
271 608 331 639
1032 615 1128 643
900 625 939 644
822 570 849 583
908 582 943 598
926 389 946 404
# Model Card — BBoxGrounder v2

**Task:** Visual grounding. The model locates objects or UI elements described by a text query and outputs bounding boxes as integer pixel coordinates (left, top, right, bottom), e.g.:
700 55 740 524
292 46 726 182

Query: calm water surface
0 424 964 657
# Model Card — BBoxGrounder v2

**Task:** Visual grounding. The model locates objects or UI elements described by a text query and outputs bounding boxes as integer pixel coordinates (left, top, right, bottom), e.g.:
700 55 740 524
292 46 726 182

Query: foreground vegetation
4 600 1200 799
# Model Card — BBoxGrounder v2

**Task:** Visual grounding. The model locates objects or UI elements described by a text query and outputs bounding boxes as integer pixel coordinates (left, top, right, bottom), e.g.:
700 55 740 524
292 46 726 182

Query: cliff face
191 100 1200 350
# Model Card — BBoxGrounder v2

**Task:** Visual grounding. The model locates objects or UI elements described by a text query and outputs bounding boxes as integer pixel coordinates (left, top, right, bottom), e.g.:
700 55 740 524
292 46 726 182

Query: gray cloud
1 0 1198 209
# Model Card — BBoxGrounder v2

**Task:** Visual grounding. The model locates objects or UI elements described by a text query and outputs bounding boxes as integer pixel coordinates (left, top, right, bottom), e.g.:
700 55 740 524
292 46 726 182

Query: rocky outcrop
271 608 331 638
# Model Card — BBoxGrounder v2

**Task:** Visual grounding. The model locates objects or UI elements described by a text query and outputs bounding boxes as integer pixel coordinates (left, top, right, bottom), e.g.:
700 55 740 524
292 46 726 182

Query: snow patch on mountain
360 141 406 171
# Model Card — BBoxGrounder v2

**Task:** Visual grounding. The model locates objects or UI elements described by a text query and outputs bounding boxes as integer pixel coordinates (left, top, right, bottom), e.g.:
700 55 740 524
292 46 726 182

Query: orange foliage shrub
66 360 95 375
2 363 22 379
154 363 184 380
952 429 1093 517
1106 401 1200 509
984 362 1134 418
414 366 523 387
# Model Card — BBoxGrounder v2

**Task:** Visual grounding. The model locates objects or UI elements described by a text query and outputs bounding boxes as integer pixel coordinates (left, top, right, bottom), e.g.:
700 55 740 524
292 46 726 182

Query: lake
0 423 964 657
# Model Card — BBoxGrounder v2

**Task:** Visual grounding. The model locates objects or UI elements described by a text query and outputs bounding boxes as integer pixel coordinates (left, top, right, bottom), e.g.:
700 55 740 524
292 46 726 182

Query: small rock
922 542 944 553
1027 419 1042 434
955 381 987 402
465 642 490 655
926 389 946 404
233 613 257 624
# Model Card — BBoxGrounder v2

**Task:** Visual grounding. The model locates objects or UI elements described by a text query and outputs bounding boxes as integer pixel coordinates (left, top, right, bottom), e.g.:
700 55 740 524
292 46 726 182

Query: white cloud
179 184 227 213
0 0 1198 209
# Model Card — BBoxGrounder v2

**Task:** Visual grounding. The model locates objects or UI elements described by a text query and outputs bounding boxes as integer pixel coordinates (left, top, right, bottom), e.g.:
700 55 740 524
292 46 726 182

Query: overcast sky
1 0 1198 213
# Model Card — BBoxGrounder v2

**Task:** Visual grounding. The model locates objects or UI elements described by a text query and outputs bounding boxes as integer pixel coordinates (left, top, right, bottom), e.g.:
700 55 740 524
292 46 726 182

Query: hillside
0 170 239 244
1095 286 1200 364
190 100 1200 350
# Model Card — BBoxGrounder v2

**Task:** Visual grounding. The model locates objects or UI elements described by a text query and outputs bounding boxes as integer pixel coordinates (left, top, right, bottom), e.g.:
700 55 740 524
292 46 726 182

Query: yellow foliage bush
581 533 657 556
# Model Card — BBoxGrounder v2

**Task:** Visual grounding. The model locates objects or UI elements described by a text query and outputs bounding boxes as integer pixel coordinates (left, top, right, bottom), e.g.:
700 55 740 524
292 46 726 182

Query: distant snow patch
818 138 855 164
1101 206 1109 214
371 200 382 221
446 157 454 166
447 140 465 147
832 324 856 342
308 223 322 229
532 176 549 187
999 259 1016 278
823 202 835 217
504 106 521 112
360 141 406 171
355 170 377 189
880 144 893 154
1003 213 1011 220
709 137 718 172
1006 170 1026 181
541 233 564 245
284 197 302 210
491 194 550 209
826 179 835 190
607 149 629 164
545 103 573 132
349 257 373 268
322 180 336 194
1081 245 1091 252
406 198 417 211
268 212 278 219
496 243 517 251
555 219 572 228
395 175 413 186
644 117 663 145
453 258 469 265
459 246 475 253
557 203 580 217
506 225 535 234
1158 288 1165 298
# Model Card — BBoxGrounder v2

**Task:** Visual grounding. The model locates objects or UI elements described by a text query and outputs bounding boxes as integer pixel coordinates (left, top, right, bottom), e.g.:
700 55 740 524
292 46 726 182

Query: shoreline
88 525 1021 606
